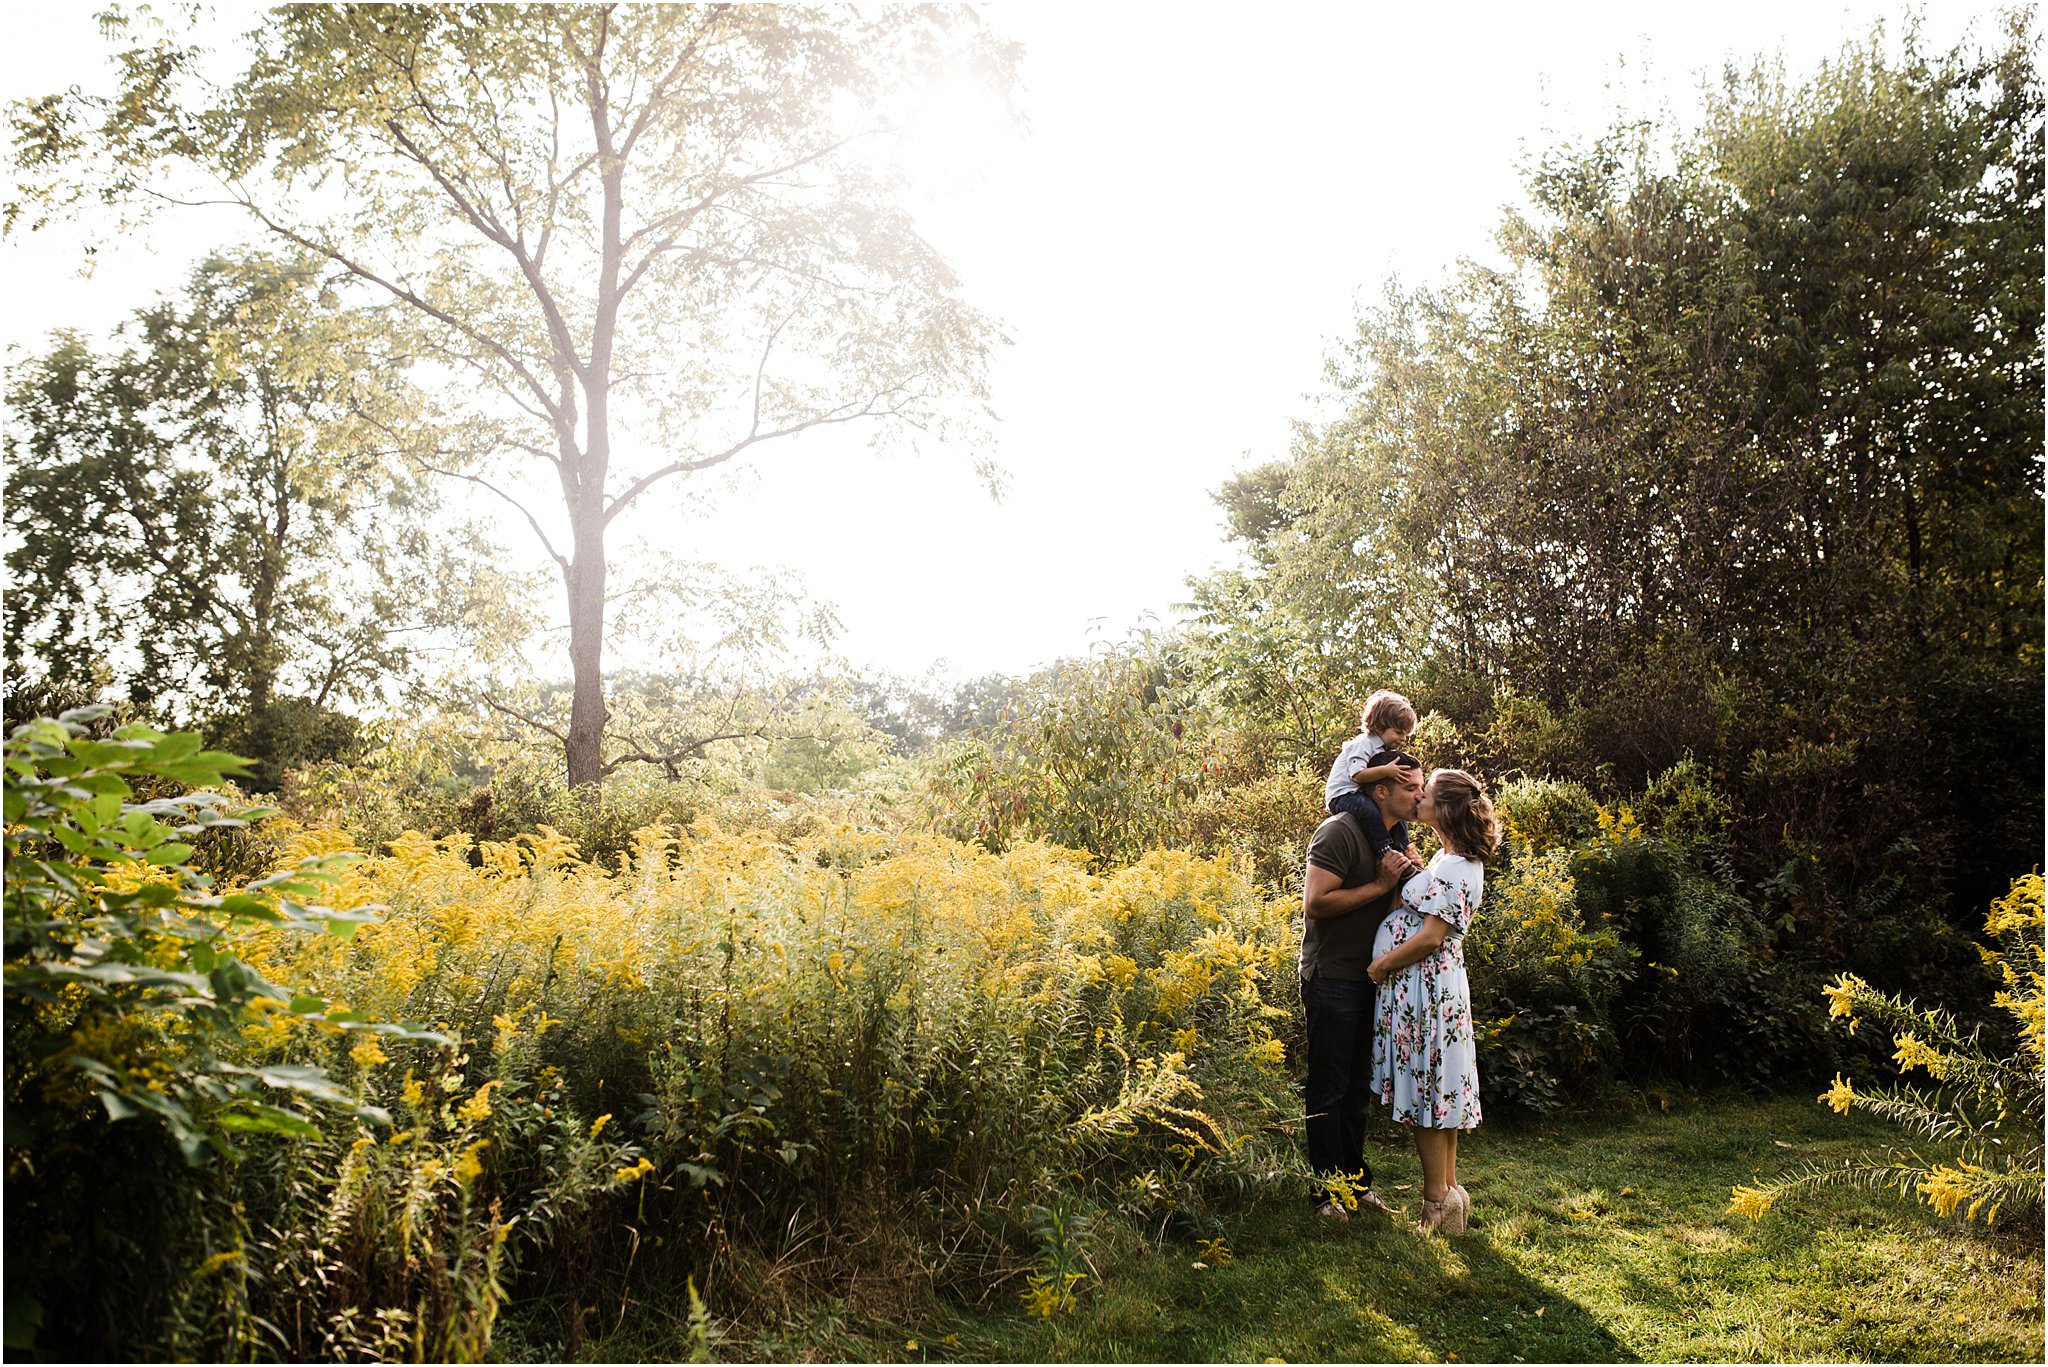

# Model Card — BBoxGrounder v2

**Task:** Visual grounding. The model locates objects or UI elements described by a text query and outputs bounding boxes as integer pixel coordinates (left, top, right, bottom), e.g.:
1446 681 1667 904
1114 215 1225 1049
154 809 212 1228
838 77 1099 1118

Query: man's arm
1303 848 1418 919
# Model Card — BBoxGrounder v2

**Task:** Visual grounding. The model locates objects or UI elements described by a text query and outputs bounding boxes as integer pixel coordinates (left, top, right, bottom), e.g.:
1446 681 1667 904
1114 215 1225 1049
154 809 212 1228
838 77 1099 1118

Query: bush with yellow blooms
1731 873 2045 1232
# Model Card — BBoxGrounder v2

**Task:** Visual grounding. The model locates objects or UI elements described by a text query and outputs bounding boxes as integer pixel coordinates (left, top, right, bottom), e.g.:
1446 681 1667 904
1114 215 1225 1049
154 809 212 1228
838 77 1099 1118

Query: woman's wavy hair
1429 768 1501 862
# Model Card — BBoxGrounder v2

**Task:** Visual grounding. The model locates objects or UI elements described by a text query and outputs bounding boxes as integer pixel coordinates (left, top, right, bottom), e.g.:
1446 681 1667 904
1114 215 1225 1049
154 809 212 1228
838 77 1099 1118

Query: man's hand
1379 847 1420 880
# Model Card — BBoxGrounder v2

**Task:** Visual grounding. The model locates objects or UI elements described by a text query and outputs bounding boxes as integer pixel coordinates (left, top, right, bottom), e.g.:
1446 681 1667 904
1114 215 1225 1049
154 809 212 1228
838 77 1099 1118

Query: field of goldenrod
202 816 1307 1356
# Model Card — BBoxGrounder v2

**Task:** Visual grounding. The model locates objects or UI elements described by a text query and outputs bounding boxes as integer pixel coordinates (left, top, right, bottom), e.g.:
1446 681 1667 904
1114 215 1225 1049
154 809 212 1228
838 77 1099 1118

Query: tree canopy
4 251 519 785
16 3 1014 785
1185 16 2042 943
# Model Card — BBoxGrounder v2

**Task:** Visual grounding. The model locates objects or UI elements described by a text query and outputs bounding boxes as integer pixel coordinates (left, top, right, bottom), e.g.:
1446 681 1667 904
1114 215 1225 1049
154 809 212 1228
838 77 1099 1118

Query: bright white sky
0 1 2011 687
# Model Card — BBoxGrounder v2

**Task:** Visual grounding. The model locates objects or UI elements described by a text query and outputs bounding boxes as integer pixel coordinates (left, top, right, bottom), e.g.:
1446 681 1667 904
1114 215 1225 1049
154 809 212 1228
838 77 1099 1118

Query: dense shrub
1492 776 1603 862
1463 847 1634 1114
1185 763 1329 887
1474 777 1826 1103
2 712 431 1360
923 646 1207 866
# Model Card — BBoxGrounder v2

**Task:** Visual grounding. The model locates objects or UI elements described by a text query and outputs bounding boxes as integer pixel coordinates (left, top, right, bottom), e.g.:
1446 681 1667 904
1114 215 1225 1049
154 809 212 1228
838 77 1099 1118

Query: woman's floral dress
1370 851 1485 1129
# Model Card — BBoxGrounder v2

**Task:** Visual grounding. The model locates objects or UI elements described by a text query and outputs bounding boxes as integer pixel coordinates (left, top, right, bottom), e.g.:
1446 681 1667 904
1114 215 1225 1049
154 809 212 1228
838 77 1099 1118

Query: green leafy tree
1182 17 2042 952
926 639 1208 865
4 252 519 786
17 4 1012 788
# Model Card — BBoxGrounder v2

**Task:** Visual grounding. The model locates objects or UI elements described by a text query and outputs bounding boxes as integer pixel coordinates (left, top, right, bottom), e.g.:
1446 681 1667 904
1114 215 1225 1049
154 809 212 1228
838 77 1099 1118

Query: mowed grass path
767 1094 2043 1364
951 1094 2044 1364
540 1094 2042 1362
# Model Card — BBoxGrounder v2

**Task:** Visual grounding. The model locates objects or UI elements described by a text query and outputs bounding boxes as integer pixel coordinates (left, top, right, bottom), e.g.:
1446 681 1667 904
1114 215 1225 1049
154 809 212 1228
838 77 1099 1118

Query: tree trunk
564 538 608 790
564 61 627 792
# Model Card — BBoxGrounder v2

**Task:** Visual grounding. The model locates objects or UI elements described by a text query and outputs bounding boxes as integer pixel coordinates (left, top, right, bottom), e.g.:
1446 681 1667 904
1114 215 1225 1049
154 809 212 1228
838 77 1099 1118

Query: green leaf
289 994 326 1014
149 733 204 763
217 893 282 921
215 1103 322 1139
249 1064 354 1105
145 843 196 866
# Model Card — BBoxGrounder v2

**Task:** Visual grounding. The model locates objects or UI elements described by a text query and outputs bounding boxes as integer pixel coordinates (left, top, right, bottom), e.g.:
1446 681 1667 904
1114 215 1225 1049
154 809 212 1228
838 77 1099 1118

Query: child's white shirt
1323 732 1386 806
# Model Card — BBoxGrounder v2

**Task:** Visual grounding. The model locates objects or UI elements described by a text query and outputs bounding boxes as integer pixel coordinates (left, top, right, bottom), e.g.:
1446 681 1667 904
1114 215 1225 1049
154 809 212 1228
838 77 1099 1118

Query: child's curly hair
1428 768 1500 861
1361 690 1418 736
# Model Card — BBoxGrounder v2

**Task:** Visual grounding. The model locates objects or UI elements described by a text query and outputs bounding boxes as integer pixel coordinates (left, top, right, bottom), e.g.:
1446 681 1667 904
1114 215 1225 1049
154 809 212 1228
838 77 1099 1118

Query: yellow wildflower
1819 1074 1856 1115
1020 1270 1084 1319
613 1156 655 1184
1917 1163 1976 1219
589 1113 612 1140
458 1079 501 1123
1245 1037 1288 1071
1321 1169 1364 1212
349 1037 389 1068
452 1138 489 1187
1821 973 1863 1034
1891 1032 1948 1078
1728 1185 1776 1221
401 1070 425 1108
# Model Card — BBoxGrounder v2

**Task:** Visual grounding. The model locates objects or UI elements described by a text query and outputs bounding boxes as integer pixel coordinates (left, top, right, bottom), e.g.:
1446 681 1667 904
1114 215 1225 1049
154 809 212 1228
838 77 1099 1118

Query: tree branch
406 456 572 579
603 379 915 525
219 192 563 420
481 693 570 747
611 132 873 303
601 729 760 779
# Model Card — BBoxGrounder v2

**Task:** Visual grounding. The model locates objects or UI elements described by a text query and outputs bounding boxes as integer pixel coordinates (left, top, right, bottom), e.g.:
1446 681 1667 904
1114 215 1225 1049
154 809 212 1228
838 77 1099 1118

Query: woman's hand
1367 956 1389 986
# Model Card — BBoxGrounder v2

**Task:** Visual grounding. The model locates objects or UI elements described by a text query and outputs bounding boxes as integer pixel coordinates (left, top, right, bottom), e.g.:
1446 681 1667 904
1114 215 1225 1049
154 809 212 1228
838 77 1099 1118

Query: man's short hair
1365 751 1422 790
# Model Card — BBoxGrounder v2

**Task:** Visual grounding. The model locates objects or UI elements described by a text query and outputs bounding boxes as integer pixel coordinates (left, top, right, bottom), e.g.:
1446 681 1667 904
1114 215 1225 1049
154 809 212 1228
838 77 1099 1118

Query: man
1299 750 1424 1218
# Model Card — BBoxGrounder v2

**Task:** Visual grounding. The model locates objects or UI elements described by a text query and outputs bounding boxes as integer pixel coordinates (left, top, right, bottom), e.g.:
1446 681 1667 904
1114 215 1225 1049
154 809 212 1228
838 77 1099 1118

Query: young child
1323 690 1419 857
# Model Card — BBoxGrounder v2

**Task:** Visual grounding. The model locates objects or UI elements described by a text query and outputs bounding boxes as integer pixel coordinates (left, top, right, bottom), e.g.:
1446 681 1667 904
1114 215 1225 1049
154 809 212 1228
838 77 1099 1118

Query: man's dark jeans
1300 974 1375 1193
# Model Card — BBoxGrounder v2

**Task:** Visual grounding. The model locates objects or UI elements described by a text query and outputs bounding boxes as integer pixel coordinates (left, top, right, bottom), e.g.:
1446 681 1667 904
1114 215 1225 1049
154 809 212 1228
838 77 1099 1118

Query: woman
1366 768 1500 1234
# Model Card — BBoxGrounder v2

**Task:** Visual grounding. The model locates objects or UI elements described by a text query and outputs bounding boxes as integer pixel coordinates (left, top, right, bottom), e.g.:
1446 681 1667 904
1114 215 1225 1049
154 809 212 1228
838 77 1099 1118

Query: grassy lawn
522 1093 2044 1363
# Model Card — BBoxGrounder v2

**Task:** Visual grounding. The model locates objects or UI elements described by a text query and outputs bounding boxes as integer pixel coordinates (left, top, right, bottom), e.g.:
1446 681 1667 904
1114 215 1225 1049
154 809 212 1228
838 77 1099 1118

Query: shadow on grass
956 1190 1637 1364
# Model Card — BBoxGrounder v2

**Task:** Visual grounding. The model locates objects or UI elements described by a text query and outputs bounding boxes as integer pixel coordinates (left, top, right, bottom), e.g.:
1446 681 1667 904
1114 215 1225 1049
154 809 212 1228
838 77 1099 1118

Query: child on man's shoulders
1323 689 1419 858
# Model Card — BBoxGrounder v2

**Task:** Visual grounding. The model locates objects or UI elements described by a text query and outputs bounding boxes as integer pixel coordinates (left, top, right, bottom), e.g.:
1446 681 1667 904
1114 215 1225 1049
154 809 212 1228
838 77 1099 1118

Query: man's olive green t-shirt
1298 812 1409 982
